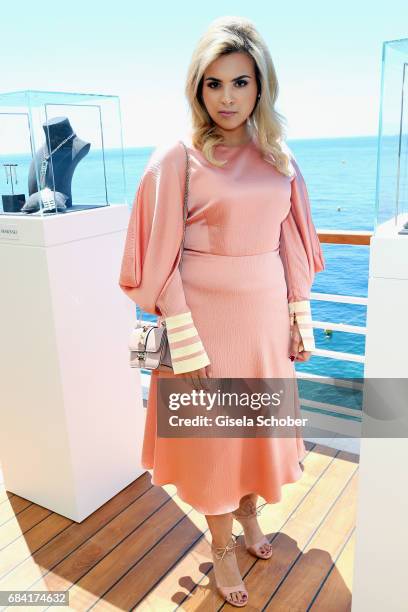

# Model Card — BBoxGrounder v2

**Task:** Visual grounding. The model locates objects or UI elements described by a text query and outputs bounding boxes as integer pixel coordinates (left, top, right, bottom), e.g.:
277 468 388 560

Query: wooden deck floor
0 441 359 611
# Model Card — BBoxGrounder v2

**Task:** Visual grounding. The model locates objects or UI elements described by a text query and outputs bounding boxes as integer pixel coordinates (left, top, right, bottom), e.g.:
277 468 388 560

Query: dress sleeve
118 141 211 374
279 155 325 352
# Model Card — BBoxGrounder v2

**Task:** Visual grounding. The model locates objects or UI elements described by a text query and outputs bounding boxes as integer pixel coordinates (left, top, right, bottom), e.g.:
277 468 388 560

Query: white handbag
129 321 173 370
128 140 190 371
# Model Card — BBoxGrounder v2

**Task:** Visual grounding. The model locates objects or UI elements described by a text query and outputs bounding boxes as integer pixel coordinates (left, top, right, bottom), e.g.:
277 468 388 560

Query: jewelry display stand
352 213 408 611
0 90 145 522
352 38 408 612
0 204 145 522
0 90 127 217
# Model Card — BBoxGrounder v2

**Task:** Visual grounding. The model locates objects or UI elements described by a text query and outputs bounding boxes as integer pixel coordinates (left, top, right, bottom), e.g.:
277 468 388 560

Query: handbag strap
137 140 190 326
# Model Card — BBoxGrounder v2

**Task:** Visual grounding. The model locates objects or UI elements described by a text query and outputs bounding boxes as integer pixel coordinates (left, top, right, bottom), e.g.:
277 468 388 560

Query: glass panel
0 90 127 217
376 38 408 231
0 110 33 214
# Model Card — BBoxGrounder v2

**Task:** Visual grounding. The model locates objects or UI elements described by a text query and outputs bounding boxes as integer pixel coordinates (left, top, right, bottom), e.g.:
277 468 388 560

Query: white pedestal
0 205 145 522
352 214 408 611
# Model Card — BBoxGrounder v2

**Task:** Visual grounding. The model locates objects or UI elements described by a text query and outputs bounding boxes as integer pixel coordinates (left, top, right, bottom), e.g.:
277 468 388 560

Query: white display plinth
352 214 408 611
0 205 145 522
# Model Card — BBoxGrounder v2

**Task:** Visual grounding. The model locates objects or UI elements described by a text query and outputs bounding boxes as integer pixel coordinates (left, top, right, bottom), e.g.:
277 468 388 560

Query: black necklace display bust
23 116 91 214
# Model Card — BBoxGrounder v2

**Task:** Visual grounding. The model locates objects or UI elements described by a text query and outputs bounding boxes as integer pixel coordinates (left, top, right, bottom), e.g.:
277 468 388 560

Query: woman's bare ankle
211 534 236 549
206 511 234 550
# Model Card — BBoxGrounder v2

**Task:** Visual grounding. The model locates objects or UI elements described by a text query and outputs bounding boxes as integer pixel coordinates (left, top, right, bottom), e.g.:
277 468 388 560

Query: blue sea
1 135 377 386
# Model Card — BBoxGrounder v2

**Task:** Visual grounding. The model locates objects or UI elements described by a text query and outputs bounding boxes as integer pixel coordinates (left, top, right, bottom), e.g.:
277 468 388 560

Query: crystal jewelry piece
39 187 56 212
36 131 75 212
3 163 18 194
39 131 76 190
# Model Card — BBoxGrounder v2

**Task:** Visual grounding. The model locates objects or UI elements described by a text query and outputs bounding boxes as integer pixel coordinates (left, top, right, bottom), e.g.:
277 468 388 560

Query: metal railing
296 229 372 429
313 229 372 366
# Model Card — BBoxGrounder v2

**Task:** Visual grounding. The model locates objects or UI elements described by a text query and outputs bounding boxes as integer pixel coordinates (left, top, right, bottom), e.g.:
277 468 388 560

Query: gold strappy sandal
210 534 248 607
232 501 273 560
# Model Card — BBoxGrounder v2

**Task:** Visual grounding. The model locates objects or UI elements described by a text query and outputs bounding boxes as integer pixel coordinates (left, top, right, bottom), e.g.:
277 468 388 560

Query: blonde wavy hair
185 16 294 177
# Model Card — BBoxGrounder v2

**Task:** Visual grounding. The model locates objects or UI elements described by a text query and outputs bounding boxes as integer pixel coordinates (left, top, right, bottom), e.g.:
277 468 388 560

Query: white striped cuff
288 300 316 352
164 311 211 374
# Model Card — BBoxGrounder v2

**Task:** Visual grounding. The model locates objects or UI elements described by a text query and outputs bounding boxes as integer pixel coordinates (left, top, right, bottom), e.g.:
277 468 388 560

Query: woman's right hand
189 365 210 378
188 365 212 392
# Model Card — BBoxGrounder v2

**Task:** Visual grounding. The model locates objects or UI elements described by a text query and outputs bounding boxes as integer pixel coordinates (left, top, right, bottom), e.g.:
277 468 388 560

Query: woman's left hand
289 319 312 362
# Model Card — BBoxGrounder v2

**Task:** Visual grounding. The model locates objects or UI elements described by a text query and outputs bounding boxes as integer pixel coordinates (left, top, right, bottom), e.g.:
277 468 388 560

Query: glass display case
0 90 127 216
375 38 408 232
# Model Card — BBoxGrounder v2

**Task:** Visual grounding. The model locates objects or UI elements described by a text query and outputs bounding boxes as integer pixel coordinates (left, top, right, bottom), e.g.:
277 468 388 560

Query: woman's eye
207 80 248 89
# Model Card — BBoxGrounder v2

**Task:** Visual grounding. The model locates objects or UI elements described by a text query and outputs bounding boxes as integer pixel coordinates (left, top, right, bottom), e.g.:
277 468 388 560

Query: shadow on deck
0 440 359 611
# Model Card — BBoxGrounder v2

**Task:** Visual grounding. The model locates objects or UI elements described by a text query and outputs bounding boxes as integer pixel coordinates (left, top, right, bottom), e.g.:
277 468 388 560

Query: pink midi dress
119 132 325 515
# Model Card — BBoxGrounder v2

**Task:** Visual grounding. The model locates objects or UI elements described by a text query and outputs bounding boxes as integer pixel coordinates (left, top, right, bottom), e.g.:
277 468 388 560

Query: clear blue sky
1 1 407 146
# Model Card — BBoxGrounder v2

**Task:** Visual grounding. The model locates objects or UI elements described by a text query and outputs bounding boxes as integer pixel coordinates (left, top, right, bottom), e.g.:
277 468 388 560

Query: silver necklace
39 131 75 189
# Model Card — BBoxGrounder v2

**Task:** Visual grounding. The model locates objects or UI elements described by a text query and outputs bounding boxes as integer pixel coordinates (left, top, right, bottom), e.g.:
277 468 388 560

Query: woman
119 15 325 608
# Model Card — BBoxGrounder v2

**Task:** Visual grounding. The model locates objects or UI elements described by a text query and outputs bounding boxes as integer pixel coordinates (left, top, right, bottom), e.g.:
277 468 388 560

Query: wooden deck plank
46 486 182 609
136 515 213 611
0 444 359 611
0 504 52 549
0 495 32 525
172 444 345 610
91 505 204 611
1 484 180 612
0 474 152 587
252 451 358 611
136 441 315 611
180 447 357 611
309 530 356 611
0 512 73 583
263 469 358 610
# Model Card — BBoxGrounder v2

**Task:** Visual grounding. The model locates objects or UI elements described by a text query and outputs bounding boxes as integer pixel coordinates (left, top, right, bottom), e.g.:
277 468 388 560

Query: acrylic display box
375 38 408 233
0 90 145 522
0 89 127 215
